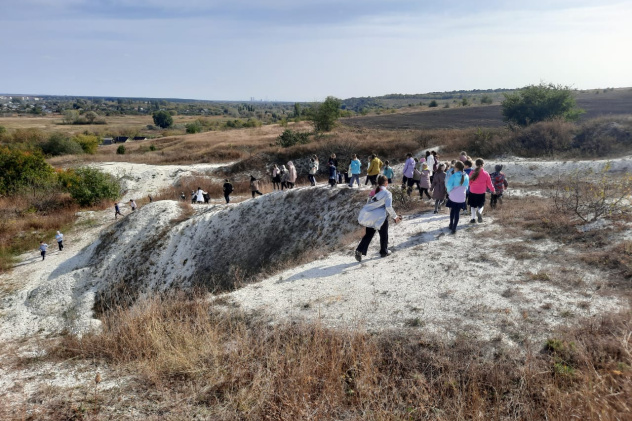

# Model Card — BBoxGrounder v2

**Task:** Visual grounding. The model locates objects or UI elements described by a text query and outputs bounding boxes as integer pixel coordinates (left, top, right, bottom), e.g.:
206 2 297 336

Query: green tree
309 96 342 132
41 133 84 156
502 83 584 126
84 111 98 124
277 129 311 147
0 147 55 195
58 167 120 206
152 110 173 128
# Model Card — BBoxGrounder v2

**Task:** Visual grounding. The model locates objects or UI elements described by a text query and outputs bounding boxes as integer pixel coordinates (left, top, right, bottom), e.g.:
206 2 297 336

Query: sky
1 0 631 101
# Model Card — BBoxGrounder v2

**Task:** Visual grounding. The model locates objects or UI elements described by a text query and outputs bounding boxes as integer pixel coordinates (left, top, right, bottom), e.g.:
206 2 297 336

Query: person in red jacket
467 158 495 223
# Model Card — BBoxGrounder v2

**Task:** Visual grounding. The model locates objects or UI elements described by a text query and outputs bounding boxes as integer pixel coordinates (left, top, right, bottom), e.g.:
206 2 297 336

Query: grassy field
343 87 632 130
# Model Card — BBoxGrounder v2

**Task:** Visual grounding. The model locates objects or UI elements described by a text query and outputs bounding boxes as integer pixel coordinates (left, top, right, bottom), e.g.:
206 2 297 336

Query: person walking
355 175 401 261
367 154 383 186
129 199 137 211
382 160 394 184
431 164 447 213
271 164 281 190
328 159 337 187
195 187 207 204
308 155 319 186
287 161 297 188
114 202 122 219
468 158 495 223
223 179 233 203
490 164 509 209
426 151 436 182
408 158 422 196
55 231 64 251
250 175 263 198
348 154 362 187
402 152 415 190
39 241 48 261
446 161 469 234
418 163 432 199
280 165 289 190
459 151 468 163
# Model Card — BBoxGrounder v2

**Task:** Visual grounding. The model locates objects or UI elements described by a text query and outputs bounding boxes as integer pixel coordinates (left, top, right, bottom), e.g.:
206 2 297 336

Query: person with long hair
250 175 263 198
355 175 401 261
431 163 447 214
287 161 297 188
467 158 495 223
308 155 319 186
445 161 469 234
271 164 281 190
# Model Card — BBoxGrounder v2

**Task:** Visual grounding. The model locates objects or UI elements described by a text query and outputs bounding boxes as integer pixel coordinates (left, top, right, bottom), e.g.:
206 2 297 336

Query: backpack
225 183 233 194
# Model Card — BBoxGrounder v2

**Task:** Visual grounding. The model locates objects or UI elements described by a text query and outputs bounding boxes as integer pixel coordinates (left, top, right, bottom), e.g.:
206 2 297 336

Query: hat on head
495 164 503 172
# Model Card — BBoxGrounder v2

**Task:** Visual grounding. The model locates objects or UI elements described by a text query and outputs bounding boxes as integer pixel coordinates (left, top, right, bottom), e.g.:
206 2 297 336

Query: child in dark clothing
490 164 509 208
328 161 337 187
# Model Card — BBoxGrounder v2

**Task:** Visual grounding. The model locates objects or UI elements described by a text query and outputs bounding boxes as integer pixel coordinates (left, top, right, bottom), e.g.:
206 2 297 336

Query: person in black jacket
223 179 233 203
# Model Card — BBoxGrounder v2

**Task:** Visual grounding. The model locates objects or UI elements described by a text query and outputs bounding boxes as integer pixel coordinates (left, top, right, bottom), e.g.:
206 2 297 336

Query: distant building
114 136 128 143
101 138 113 145
132 136 147 141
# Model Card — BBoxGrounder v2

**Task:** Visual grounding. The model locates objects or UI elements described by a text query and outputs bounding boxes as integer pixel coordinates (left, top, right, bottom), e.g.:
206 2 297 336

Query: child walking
39 241 48 260
445 161 469 234
490 164 509 209
467 158 495 223
382 160 394 184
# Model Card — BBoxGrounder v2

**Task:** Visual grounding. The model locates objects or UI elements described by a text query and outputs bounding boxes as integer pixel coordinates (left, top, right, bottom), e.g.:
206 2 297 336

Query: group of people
355 150 509 261
271 161 299 189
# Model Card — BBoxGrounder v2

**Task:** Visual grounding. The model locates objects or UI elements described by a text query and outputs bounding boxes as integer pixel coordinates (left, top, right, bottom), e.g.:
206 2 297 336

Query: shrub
0 147 55 195
502 83 584 126
73 134 99 154
480 95 493 104
511 119 575 156
428 100 438 107
553 165 632 223
58 167 120 206
185 121 203 134
116 145 126 155
40 133 84 156
277 129 311 148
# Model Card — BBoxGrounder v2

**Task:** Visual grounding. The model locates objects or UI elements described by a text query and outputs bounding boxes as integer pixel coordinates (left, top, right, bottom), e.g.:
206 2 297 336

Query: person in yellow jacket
366 154 383 186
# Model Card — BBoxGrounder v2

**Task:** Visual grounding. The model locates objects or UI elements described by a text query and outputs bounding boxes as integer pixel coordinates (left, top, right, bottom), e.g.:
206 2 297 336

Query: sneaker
433 210 438 214
470 219 476 224
380 249 392 257
448 224 453 230
476 209 483 223
451 228 457 234
355 250 362 262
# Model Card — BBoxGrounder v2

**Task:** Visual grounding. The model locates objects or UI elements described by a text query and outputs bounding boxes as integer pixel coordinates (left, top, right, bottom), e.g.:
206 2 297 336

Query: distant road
341 89 632 130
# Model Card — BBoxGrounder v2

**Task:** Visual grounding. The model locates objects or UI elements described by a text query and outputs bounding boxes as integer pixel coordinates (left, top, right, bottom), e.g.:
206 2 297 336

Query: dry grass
0 193 79 273
39 294 632 420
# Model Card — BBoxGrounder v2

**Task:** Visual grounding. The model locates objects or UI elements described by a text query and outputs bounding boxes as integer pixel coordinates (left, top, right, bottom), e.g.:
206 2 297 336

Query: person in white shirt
55 231 64 251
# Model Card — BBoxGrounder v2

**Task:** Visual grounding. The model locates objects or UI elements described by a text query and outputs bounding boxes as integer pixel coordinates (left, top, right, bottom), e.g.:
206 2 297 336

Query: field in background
343 88 632 130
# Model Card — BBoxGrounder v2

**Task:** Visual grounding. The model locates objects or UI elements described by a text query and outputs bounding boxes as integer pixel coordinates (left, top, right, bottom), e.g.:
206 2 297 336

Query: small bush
0 147 55 195
553 166 632 223
428 100 438 107
73 134 99 154
480 95 493 104
185 121 203 134
149 144 156 151
277 129 311 148
116 145 126 155
58 167 121 206
41 133 84 156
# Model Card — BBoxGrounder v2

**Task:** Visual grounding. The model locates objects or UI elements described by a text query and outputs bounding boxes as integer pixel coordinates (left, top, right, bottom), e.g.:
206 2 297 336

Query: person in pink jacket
467 158 495 223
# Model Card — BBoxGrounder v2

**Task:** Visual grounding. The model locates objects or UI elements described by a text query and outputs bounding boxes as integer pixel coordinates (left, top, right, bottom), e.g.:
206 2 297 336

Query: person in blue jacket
348 154 362 187
445 161 470 234
382 160 394 184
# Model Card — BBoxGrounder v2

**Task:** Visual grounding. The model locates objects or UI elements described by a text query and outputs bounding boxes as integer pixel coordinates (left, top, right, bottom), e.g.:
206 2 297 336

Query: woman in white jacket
287 161 297 188
195 187 207 204
355 175 401 261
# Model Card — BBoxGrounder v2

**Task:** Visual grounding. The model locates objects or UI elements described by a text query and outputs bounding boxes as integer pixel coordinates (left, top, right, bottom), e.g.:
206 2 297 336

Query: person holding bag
355 175 401 262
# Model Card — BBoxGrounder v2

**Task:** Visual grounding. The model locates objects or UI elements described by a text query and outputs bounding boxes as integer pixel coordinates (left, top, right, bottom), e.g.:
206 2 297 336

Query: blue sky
1 0 630 101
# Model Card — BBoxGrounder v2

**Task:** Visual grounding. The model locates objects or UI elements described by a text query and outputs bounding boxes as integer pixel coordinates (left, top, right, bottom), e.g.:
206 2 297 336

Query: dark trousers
57 241 63 251
348 174 360 187
308 174 316 186
419 188 431 199
251 190 263 198
450 206 461 229
287 182 294 189
356 219 389 256
224 193 230 203
490 193 502 208
41 250 46 260
367 174 378 186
